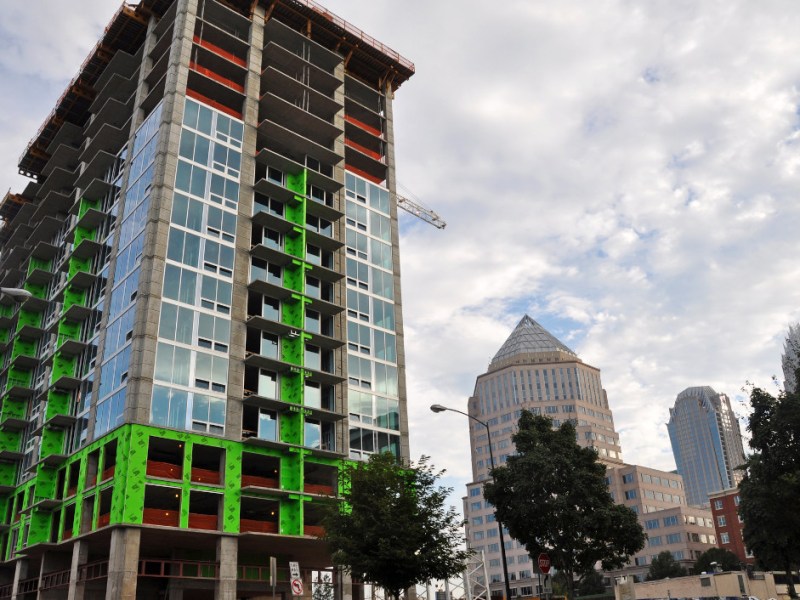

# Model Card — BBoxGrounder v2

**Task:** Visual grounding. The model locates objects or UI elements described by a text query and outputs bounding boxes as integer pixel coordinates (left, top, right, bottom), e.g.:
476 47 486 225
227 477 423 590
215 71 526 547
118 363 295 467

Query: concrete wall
614 571 783 600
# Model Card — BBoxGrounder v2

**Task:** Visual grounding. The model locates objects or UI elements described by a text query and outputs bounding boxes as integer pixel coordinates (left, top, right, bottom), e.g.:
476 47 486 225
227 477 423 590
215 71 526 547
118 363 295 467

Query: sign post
270 557 277 600
290 561 304 597
538 554 551 600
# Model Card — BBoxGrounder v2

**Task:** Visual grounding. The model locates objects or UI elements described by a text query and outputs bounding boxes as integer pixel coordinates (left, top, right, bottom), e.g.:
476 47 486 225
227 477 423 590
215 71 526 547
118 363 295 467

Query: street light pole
0 288 32 303
431 404 513 600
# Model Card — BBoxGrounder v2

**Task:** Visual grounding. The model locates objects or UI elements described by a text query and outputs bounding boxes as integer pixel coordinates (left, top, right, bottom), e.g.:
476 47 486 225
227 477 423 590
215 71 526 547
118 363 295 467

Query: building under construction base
0 0 413 597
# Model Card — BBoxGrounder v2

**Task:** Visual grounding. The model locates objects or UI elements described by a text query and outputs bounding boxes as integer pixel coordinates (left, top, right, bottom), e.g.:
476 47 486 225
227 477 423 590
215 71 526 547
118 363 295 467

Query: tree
483 412 645 600
739 373 800 598
576 570 607 596
323 453 471 600
646 551 687 581
692 548 741 574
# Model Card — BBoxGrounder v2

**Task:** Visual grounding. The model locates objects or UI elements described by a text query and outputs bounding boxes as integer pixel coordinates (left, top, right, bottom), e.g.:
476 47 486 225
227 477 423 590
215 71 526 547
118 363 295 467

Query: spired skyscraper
0 0 412 597
667 387 746 507
782 322 800 393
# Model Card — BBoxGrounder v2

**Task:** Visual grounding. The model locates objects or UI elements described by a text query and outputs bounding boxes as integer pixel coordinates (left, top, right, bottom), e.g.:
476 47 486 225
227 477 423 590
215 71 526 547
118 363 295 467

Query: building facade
462 316 623 598
606 464 716 581
782 323 800 393
462 317 718 593
667 387 746 507
709 487 753 566
0 0 413 597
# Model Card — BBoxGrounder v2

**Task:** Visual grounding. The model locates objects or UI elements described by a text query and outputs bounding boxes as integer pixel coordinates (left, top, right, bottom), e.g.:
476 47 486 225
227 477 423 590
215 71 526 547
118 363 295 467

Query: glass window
151 385 189 429
306 309 320 333
263 297 280 321
305 381 322 408
305 345 321 370
258 410 278 441
257 370 278 398
305 419 321 448
261 333 279 359
191 393 225 434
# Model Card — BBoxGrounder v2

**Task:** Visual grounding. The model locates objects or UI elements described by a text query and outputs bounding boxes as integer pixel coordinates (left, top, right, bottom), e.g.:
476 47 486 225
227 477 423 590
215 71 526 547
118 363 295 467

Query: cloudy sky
2 1 800 509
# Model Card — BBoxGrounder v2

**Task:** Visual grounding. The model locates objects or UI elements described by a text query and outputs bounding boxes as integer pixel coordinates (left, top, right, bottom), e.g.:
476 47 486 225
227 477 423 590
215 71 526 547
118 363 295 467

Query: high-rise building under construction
0 0 413 597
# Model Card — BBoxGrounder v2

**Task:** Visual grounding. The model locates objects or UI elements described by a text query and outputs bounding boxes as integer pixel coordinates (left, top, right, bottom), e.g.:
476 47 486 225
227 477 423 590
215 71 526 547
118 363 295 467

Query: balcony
146 460 182 481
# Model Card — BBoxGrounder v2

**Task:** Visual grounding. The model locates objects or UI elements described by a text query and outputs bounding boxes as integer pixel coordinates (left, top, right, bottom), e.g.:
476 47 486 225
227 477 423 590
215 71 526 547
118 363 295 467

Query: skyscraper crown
489 315 577 369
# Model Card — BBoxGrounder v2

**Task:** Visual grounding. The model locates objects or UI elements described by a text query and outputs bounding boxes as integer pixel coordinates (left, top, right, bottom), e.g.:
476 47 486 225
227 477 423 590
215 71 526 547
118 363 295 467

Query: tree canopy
692 548 741 574
483 411 645 600
646 551 687 581
323 453 471 600
739 372 800 598
576 570 608 596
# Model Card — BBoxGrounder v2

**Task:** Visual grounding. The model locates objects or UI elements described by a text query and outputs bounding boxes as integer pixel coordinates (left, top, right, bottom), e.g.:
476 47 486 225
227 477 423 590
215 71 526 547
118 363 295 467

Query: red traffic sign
291 579 304 596
538 553 551 575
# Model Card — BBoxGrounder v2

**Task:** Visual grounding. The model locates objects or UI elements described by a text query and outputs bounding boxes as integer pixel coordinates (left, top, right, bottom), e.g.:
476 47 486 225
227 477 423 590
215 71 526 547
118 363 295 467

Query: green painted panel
44 389 70 420
7 367 31 389
0 430 20 453
74 226 96 246
222 443 242 534
0 463 17 489
280 337 303 368
10 338 36 361
27 257 52 275
284 228 305 259
50 353 77 383
77 197 100 218
279 372 302 406
22 282 46 299
57 319 81 340
283 261 305 294
0 397 26 423
0 424 343 543
40 429 65 458
281 297 304 329
16 309 41 329
62 287 87 315
280 497 302 536
67 256 91 280
280 452 302 492
120 426 147 524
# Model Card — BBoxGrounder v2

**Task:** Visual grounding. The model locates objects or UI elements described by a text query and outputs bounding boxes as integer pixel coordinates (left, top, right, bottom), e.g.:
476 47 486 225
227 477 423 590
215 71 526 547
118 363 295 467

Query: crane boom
396 194 446 229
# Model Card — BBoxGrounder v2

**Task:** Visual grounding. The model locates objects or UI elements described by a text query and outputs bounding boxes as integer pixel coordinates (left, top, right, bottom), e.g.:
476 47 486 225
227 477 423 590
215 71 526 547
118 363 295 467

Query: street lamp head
0 287 33 302
429 404 447 413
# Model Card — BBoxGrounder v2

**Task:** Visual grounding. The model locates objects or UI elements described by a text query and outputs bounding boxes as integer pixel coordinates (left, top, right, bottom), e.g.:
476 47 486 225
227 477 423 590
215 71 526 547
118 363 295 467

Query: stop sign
538 553 551 574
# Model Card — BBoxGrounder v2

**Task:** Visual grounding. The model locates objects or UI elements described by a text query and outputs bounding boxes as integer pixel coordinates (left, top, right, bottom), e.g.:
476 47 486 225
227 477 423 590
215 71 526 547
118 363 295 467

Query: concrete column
38 550 73 600
226 3 265 442
67 540 89 600
10 559 28 600
105 527 140 600
215 536 238 600
381 82 411 462
125 0 199 426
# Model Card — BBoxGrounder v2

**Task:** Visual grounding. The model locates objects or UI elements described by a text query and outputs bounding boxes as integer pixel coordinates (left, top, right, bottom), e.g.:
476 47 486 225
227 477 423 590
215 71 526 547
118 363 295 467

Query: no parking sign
290 561 304 596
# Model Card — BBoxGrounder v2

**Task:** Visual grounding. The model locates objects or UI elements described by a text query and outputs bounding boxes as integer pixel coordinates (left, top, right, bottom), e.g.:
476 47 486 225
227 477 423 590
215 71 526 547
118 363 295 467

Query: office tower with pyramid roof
461 316 719 592
462 316 623 597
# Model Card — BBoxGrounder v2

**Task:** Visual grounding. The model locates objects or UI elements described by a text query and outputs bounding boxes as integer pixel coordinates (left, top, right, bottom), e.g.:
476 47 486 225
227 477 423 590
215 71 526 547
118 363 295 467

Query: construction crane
396 193 446 229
